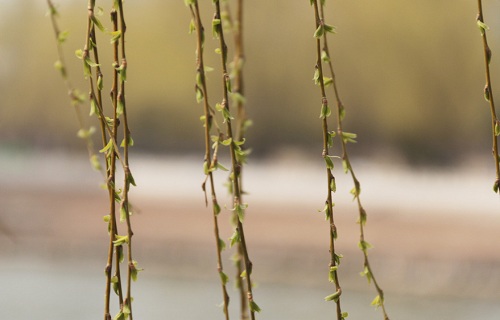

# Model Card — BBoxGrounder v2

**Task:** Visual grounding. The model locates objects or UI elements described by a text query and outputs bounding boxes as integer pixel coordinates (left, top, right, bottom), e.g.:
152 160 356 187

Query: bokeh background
1 0 500 319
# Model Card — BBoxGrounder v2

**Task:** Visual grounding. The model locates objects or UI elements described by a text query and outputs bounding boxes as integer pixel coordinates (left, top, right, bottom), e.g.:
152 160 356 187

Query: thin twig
476 1 500 193
318 3 389 318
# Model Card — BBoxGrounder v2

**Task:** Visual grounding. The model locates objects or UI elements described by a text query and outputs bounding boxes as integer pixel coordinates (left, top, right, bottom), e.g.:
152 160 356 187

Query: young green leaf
219 271 229 285
57 30 70 44
477 19 489 35
323 23 336 34
111 275 120 295
229 229 240 247
320 102 331 119
90 154 102 171
113 234 129 246
357 207 367 226
109 30 121 44
249 301 261 313
324 156 334 170
314 25 324 38
358 240 372 252
130 260 143 281
360 265 372 284
91 14 105 32
113 311 125 320
324 290 341 302
99 139 113 154
371 294 383 309
484 85 491 102
328 266 338 283
218 237 226 252
341 131 357 144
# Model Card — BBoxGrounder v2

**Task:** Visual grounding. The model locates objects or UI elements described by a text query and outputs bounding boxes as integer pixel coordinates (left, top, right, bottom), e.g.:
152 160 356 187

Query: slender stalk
318 3 389 318
115 2 136 319
311 1 343 318
476 1 500 193
223 1 250 317
213 1 258 318
46 0 101 173
188 2 230 318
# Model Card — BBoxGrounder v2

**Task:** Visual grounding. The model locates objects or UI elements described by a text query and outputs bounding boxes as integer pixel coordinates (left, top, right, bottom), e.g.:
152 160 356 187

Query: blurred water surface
0 151 499 319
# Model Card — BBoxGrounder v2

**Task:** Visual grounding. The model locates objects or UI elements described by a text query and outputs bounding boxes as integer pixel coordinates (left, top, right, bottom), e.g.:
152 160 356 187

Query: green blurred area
0 0 498 165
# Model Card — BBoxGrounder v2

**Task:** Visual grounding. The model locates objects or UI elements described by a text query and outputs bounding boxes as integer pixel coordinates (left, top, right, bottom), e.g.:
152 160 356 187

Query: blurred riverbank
0 150 499 319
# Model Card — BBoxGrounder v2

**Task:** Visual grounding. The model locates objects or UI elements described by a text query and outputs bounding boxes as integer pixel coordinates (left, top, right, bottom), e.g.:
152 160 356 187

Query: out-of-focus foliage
0 0 498 165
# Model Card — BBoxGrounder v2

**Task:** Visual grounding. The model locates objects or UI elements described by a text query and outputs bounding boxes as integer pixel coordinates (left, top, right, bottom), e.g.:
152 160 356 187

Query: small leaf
212 18 221 38
334 253 343 265
360 265 372 284
339 104 346 121
330 176 336 192
229 230 240 247
75 49 84 60
120 205 127 222
111 276 120 295
122 303 131 316
341 132 357 144
324 290 341 302
219 271 229 285
313 68 320 85
89 97 99 116
484 85 491 102
314 24 324 38
358 240 372 252
342 159 349 173
357 207 367 226
84 56 100 68
477 19 489 35
130 260 143 282
216 162 229 172
328 266 338 283
113 235 129 246
323 23 337 34
121 136 134 148
188 19 196 34
91 14 105 32
324 156 334 170
240 269 247 278
235 203 248 222
77 126 96 139
90 154 102 171
58 30 70 43
99 139 113 154
113 311 125 320
214 201 221 215
195 85 204 103
221 137 232 146
109 30 121 44
323 77 333 87
371 295 383 309
117 245 124 263
350 185 360 199
218 237 226 252
321 49 330 63
320 102 331 119
249 301 261 313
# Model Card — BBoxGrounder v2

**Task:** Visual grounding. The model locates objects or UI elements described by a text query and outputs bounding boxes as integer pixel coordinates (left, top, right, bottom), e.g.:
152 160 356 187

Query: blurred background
1 0 500 319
